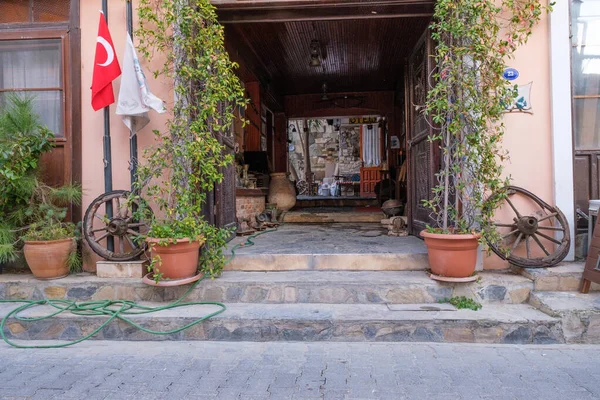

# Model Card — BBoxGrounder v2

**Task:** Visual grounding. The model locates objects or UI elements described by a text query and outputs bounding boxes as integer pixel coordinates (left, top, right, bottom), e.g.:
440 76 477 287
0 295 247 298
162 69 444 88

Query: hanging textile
362 124 381 167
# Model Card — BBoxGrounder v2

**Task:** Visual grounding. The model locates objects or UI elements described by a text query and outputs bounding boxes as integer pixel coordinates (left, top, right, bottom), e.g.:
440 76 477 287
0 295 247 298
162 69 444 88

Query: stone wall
288 119 361 183
236 195 265 221
338 125 361 177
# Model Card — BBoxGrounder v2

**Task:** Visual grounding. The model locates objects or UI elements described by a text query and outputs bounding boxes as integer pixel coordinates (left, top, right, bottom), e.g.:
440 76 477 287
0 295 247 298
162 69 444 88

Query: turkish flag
91 11 121 111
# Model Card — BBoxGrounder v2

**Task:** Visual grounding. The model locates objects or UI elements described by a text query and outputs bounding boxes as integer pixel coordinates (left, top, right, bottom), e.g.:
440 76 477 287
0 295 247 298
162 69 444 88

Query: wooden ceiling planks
225 17 431 95
214 1 435 23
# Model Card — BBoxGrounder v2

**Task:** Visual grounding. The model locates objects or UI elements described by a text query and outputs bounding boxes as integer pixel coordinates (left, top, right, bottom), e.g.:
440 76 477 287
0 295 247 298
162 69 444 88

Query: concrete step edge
1 303 565 344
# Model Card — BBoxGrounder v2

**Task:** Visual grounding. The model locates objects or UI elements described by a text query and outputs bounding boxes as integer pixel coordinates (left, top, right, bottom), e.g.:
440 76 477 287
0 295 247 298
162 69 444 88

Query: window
0 39 64 136
572 0 600 150
0 0 70 24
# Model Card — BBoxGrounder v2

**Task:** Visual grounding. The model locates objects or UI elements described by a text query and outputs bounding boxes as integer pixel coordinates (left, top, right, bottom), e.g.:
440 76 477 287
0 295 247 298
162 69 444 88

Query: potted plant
0 95 82 278
23 222 80 280
421 0 550 280
135 0 246 284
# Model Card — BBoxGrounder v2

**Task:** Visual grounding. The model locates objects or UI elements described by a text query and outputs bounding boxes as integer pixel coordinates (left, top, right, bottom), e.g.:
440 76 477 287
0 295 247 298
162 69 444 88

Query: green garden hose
0 222 281 349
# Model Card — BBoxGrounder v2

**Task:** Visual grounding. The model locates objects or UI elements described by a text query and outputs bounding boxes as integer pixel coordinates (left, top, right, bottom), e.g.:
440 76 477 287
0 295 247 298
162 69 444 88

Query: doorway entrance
218 0 437 236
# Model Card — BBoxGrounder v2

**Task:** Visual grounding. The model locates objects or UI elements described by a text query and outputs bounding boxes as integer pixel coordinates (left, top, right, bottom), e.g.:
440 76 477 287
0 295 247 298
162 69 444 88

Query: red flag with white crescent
91 11 121 111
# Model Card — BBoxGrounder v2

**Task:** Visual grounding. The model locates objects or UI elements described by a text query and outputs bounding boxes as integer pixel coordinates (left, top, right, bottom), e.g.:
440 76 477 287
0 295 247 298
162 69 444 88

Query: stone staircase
511 263 600 343
2 267 589 344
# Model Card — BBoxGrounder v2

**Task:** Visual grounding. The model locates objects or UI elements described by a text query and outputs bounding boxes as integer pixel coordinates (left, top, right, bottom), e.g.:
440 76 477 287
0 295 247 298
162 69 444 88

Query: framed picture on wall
390 136 401 149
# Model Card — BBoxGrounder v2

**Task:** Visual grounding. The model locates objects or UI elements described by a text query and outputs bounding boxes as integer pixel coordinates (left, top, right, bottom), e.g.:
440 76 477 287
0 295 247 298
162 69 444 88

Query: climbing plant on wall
424 0 552 245
135 0 247 277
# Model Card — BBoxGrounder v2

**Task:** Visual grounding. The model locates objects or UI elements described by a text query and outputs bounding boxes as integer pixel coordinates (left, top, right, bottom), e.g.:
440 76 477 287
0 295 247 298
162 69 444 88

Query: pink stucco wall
80 1 554 270
484 4 553 269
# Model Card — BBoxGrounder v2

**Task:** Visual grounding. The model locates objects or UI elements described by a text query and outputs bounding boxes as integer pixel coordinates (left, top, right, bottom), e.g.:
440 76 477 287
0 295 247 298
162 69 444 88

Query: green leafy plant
423 0 551 247
0 95 82 271
135 0 246 280
438 296 482 311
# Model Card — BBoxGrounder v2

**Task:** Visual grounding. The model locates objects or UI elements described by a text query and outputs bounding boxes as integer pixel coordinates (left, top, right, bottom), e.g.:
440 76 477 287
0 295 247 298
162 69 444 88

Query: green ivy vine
135 0 246 279
424 0 552 245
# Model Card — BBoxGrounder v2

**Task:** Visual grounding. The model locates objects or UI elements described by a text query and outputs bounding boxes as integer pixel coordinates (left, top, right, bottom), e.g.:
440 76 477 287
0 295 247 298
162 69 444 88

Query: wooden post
245 82 261 151
303 120 313 194
274 112 288 173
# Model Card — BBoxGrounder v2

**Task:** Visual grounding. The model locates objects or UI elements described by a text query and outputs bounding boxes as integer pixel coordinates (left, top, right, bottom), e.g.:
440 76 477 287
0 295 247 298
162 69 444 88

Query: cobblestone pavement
0 341 599 400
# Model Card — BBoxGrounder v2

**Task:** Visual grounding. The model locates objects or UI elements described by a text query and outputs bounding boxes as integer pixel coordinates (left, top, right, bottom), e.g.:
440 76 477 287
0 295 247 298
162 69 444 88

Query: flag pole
126 0 138 190
102 0 114 252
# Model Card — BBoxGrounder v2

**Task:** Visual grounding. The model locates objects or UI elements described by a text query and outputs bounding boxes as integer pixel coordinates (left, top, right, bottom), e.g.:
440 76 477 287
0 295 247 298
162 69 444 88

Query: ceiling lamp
310 39 321 67
321 82 329 101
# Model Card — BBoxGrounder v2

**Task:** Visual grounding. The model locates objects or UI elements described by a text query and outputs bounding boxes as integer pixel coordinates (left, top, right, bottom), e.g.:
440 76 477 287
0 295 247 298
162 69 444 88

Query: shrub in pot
134 0 246 283
23 222 79 280
421 0 550 279
0 95 82 277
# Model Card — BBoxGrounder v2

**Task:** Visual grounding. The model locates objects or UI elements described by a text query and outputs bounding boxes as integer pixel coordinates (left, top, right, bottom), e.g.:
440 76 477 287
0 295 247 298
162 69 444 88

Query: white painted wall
549 0 576 261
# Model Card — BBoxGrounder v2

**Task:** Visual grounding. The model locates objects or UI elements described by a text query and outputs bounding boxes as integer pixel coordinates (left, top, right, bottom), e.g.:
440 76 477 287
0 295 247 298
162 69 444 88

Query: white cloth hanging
362 124 381 167
116 34 166 134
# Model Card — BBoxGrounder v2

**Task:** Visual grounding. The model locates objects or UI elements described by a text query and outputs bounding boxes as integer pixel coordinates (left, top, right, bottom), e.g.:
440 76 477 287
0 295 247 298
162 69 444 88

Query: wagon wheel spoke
525 235 531 258
512 233 524 250
94 213 105 222
127 222 147 228
119 236 125 254
537 226 564 232
115 196 122 218
531 234 550 256
127 229 139 236
538 212 558 223
502 229 518 239
90 226 108 233
505 197 522 218
535 231 562 245
495 223 517 228
124 234 137 249
94 231 110 243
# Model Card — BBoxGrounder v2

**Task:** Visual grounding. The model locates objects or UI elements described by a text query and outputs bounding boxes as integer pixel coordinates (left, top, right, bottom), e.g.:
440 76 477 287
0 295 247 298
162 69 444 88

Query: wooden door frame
405 28 437 236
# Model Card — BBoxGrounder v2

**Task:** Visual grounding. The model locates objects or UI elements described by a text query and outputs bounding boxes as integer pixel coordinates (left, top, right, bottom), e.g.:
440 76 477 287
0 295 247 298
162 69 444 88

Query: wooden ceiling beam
215 2 434 24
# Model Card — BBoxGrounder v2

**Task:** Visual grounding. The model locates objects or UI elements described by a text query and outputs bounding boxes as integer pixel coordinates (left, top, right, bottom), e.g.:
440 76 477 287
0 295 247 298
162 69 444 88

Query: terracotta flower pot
268 172 296 211
146 237 204 280
23 238 74 280
420 230 480 278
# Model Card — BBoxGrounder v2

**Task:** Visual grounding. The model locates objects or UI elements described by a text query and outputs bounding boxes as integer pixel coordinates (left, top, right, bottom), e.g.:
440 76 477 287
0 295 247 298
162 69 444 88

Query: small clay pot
268 172 296 211
24 238 74 280
146 237 204 280
420 230 480 278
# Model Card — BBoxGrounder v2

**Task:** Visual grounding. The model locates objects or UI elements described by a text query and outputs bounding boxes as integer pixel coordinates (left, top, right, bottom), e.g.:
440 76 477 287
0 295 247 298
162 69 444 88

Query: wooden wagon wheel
487 186 570 268
83 190 152 261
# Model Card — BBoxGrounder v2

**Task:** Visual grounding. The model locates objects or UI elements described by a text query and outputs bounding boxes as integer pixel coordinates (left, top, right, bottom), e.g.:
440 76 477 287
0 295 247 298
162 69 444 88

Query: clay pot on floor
146 237 204 280
420 230 480 278
24 238 74 279
268 172 296 211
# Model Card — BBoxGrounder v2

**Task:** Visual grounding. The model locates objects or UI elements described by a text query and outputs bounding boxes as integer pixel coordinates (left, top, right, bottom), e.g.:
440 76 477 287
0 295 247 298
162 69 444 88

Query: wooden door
407 29 438 236
214 107 237 240
360 167 380 197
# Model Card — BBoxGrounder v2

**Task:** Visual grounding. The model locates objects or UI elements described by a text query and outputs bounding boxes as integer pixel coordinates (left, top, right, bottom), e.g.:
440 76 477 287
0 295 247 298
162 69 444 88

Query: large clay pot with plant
24 238 74 280
268 172 296 211
146 237 204 280
420 231 479 278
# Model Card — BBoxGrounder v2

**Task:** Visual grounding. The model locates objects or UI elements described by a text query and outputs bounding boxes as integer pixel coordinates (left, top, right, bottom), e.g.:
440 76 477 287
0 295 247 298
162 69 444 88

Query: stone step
0 270 533 305
512 262 600 292
0 302 565 344
529 291 600 344
225 252 429 272
282 211 383 223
